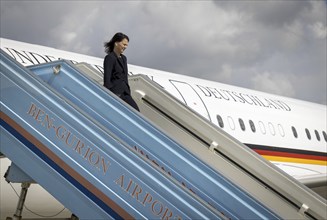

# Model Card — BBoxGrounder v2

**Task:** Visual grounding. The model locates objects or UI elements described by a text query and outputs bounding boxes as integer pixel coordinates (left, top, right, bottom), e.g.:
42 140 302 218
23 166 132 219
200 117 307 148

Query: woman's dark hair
104 32 129 54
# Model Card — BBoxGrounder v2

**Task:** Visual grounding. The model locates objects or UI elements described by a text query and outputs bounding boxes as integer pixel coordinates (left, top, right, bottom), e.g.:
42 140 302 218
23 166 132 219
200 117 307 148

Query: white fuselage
1 38 326 218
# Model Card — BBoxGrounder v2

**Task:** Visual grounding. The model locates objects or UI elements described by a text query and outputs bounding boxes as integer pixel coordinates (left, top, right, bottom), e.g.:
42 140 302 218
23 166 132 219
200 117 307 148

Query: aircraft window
259 121 266 134
305 128 311 140
239 118 245 131
278 124 285 137
291 126 298 138
268 122 276 136
314 130 320 141
227 116 235 130
249 120 256 132
216 115 224 128
323 131 327 142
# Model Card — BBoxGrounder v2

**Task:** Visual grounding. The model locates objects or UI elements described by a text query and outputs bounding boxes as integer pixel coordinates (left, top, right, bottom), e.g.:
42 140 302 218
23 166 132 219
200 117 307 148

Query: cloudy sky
1 1 326 104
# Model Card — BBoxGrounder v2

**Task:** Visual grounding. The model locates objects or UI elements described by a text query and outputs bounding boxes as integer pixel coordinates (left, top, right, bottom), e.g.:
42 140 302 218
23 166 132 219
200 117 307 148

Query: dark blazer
103 52 130 96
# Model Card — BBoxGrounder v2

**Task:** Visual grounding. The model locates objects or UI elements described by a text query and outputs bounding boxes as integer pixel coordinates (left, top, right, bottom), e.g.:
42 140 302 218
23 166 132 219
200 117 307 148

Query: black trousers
120 94 140 111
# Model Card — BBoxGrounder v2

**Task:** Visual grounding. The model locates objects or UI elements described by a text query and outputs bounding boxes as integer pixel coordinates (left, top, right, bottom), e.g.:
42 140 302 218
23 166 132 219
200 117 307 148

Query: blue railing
1 49 279 219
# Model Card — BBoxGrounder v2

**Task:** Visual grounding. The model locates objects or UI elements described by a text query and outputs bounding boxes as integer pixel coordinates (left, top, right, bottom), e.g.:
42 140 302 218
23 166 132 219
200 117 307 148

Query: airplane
0 37 326 219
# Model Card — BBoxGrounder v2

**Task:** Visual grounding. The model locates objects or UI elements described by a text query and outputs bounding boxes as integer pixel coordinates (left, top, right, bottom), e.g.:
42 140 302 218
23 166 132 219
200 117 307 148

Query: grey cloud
0 0 326 104
214 1 312 27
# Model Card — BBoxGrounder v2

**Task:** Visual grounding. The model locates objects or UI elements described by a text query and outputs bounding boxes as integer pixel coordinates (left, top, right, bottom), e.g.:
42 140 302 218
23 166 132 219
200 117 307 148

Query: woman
103 32 139 111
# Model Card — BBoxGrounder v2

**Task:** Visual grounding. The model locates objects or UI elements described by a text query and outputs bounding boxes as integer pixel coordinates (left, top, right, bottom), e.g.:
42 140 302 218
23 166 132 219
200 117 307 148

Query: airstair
128 75 327 220
1 49 326 219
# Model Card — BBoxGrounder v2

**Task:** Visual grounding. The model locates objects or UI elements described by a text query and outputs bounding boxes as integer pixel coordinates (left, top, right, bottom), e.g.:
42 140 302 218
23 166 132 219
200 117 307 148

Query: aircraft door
169 80 211 121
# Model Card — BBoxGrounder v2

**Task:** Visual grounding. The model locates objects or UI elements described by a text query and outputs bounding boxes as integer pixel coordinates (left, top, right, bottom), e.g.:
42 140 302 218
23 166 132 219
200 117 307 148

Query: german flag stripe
246 144 327 166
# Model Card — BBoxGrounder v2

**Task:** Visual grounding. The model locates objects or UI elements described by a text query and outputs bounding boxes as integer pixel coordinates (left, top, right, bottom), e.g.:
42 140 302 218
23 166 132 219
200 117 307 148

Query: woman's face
115 38 129 55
